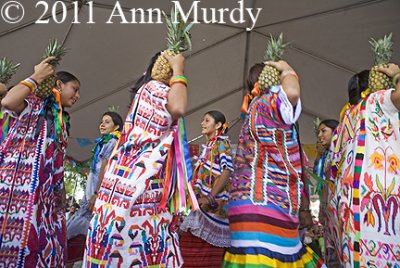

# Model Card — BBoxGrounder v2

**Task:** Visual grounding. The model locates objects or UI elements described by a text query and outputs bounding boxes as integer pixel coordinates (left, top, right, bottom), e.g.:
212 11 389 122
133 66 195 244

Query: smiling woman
0 60 81 267
66 111 123 267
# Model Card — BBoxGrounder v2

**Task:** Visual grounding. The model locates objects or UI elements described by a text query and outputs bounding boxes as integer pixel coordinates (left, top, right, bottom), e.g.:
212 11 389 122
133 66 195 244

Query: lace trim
180 210 230 247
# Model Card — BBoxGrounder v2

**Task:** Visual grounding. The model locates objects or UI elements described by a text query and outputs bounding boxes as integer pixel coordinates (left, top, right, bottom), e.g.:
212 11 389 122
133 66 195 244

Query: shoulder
216 135 231 143
215 136 232 150
146 80 170 92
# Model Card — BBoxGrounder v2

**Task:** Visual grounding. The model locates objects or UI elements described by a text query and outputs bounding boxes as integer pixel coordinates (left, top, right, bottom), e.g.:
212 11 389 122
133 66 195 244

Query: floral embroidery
369 151 384 170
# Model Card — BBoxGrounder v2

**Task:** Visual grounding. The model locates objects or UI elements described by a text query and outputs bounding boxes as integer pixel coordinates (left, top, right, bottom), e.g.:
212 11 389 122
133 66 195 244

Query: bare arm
197 168 232 209
210 169 232 197
376 63 400 110
265 60 300 106
319 184 329 225
1 57 55 114
299 193 312 229
163 52 187 120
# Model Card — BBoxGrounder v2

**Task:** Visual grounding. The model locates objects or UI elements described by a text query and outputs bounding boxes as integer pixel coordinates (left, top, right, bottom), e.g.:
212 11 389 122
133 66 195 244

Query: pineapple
0 57 20 85
151 7 193 85
258 33 288 90
368 33 393 92
33 39 67 99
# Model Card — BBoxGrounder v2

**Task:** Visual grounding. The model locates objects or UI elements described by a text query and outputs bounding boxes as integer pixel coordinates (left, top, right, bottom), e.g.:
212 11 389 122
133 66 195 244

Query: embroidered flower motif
387 154 400 174
364 209 375 227
364 173 374 191
380 120 393 141
369 152 384 170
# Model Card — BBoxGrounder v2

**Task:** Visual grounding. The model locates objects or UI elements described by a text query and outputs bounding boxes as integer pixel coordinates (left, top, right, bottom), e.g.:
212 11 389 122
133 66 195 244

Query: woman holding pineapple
0 57 81 267
223 59 325 267
83 51 191 267
223 34 324 268
84 9 195 267
327 35 400 267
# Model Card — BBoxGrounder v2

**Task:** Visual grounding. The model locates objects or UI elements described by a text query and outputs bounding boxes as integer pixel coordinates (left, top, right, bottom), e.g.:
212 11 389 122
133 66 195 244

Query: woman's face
201 114 221 139
318 123 334 146
99 115 118 135
59 80 80 107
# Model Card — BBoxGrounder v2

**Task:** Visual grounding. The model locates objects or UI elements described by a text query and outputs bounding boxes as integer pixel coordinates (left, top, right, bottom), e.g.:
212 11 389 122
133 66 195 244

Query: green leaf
387 178 395 196
376 174 385 198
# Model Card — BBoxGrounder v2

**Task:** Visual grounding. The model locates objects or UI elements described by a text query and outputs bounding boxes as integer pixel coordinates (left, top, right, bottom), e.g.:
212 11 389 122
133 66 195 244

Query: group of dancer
0 47 399 268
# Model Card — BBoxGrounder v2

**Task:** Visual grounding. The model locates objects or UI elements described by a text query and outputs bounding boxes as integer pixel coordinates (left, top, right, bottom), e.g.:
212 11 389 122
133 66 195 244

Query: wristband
393 72 400 86
205 194 216 205
299 208 311 213
19 77 38 92
169 75 188 87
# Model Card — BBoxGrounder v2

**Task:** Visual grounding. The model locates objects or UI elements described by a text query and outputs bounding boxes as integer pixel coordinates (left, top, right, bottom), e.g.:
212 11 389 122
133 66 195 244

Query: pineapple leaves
369 33 393 65
43 39 67 67
163 7 193 53
0 57 21 84
263 33 288 62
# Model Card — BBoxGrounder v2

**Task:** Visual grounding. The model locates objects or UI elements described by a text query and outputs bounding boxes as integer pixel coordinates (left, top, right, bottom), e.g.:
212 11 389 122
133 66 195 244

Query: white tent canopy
1 0 399 160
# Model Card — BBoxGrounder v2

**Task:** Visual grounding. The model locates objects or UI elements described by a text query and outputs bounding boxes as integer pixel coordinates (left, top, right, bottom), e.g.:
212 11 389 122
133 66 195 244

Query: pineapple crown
107 105 120 113
313 117 321 136
369 33 393 65
263 33 288 62
42 39 67 67
163 7 193 54
0 57 21 85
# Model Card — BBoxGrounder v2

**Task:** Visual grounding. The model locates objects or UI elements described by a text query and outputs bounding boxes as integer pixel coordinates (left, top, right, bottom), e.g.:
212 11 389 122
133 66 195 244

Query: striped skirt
223 200 325 268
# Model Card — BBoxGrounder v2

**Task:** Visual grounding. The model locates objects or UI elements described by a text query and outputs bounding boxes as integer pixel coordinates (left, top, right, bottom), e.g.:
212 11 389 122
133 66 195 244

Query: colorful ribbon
34 88 69 144
0 111 10 143
240 82 261 115
160 118 199 215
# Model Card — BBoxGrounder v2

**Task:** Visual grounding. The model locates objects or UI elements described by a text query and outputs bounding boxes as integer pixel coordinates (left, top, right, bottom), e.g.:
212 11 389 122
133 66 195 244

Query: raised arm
0 83 7 109
376 63 400 110
163 52 187 120
1 57 55 114
265 60 300 106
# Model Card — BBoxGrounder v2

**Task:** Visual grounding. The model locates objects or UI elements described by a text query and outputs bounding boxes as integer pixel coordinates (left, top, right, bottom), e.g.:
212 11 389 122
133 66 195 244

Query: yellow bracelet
20 81 35 92
169 75 188 87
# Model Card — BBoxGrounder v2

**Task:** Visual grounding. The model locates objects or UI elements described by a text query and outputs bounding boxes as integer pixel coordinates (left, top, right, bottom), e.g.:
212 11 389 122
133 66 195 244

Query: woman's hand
87 194 97 212
197 196 210 209
264 60 294 73
265 60 300 106
162 52 185 75
376 63 400 77
31 56 56 84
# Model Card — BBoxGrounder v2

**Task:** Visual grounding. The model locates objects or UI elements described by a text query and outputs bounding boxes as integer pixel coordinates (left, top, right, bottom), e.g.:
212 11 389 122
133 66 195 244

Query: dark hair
55 71 80 86
205 110 227 133
71 203 80 209
131 52 161 101
102 111 123 131
319 119 339 131
246 63 265 91
348 70 369 105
